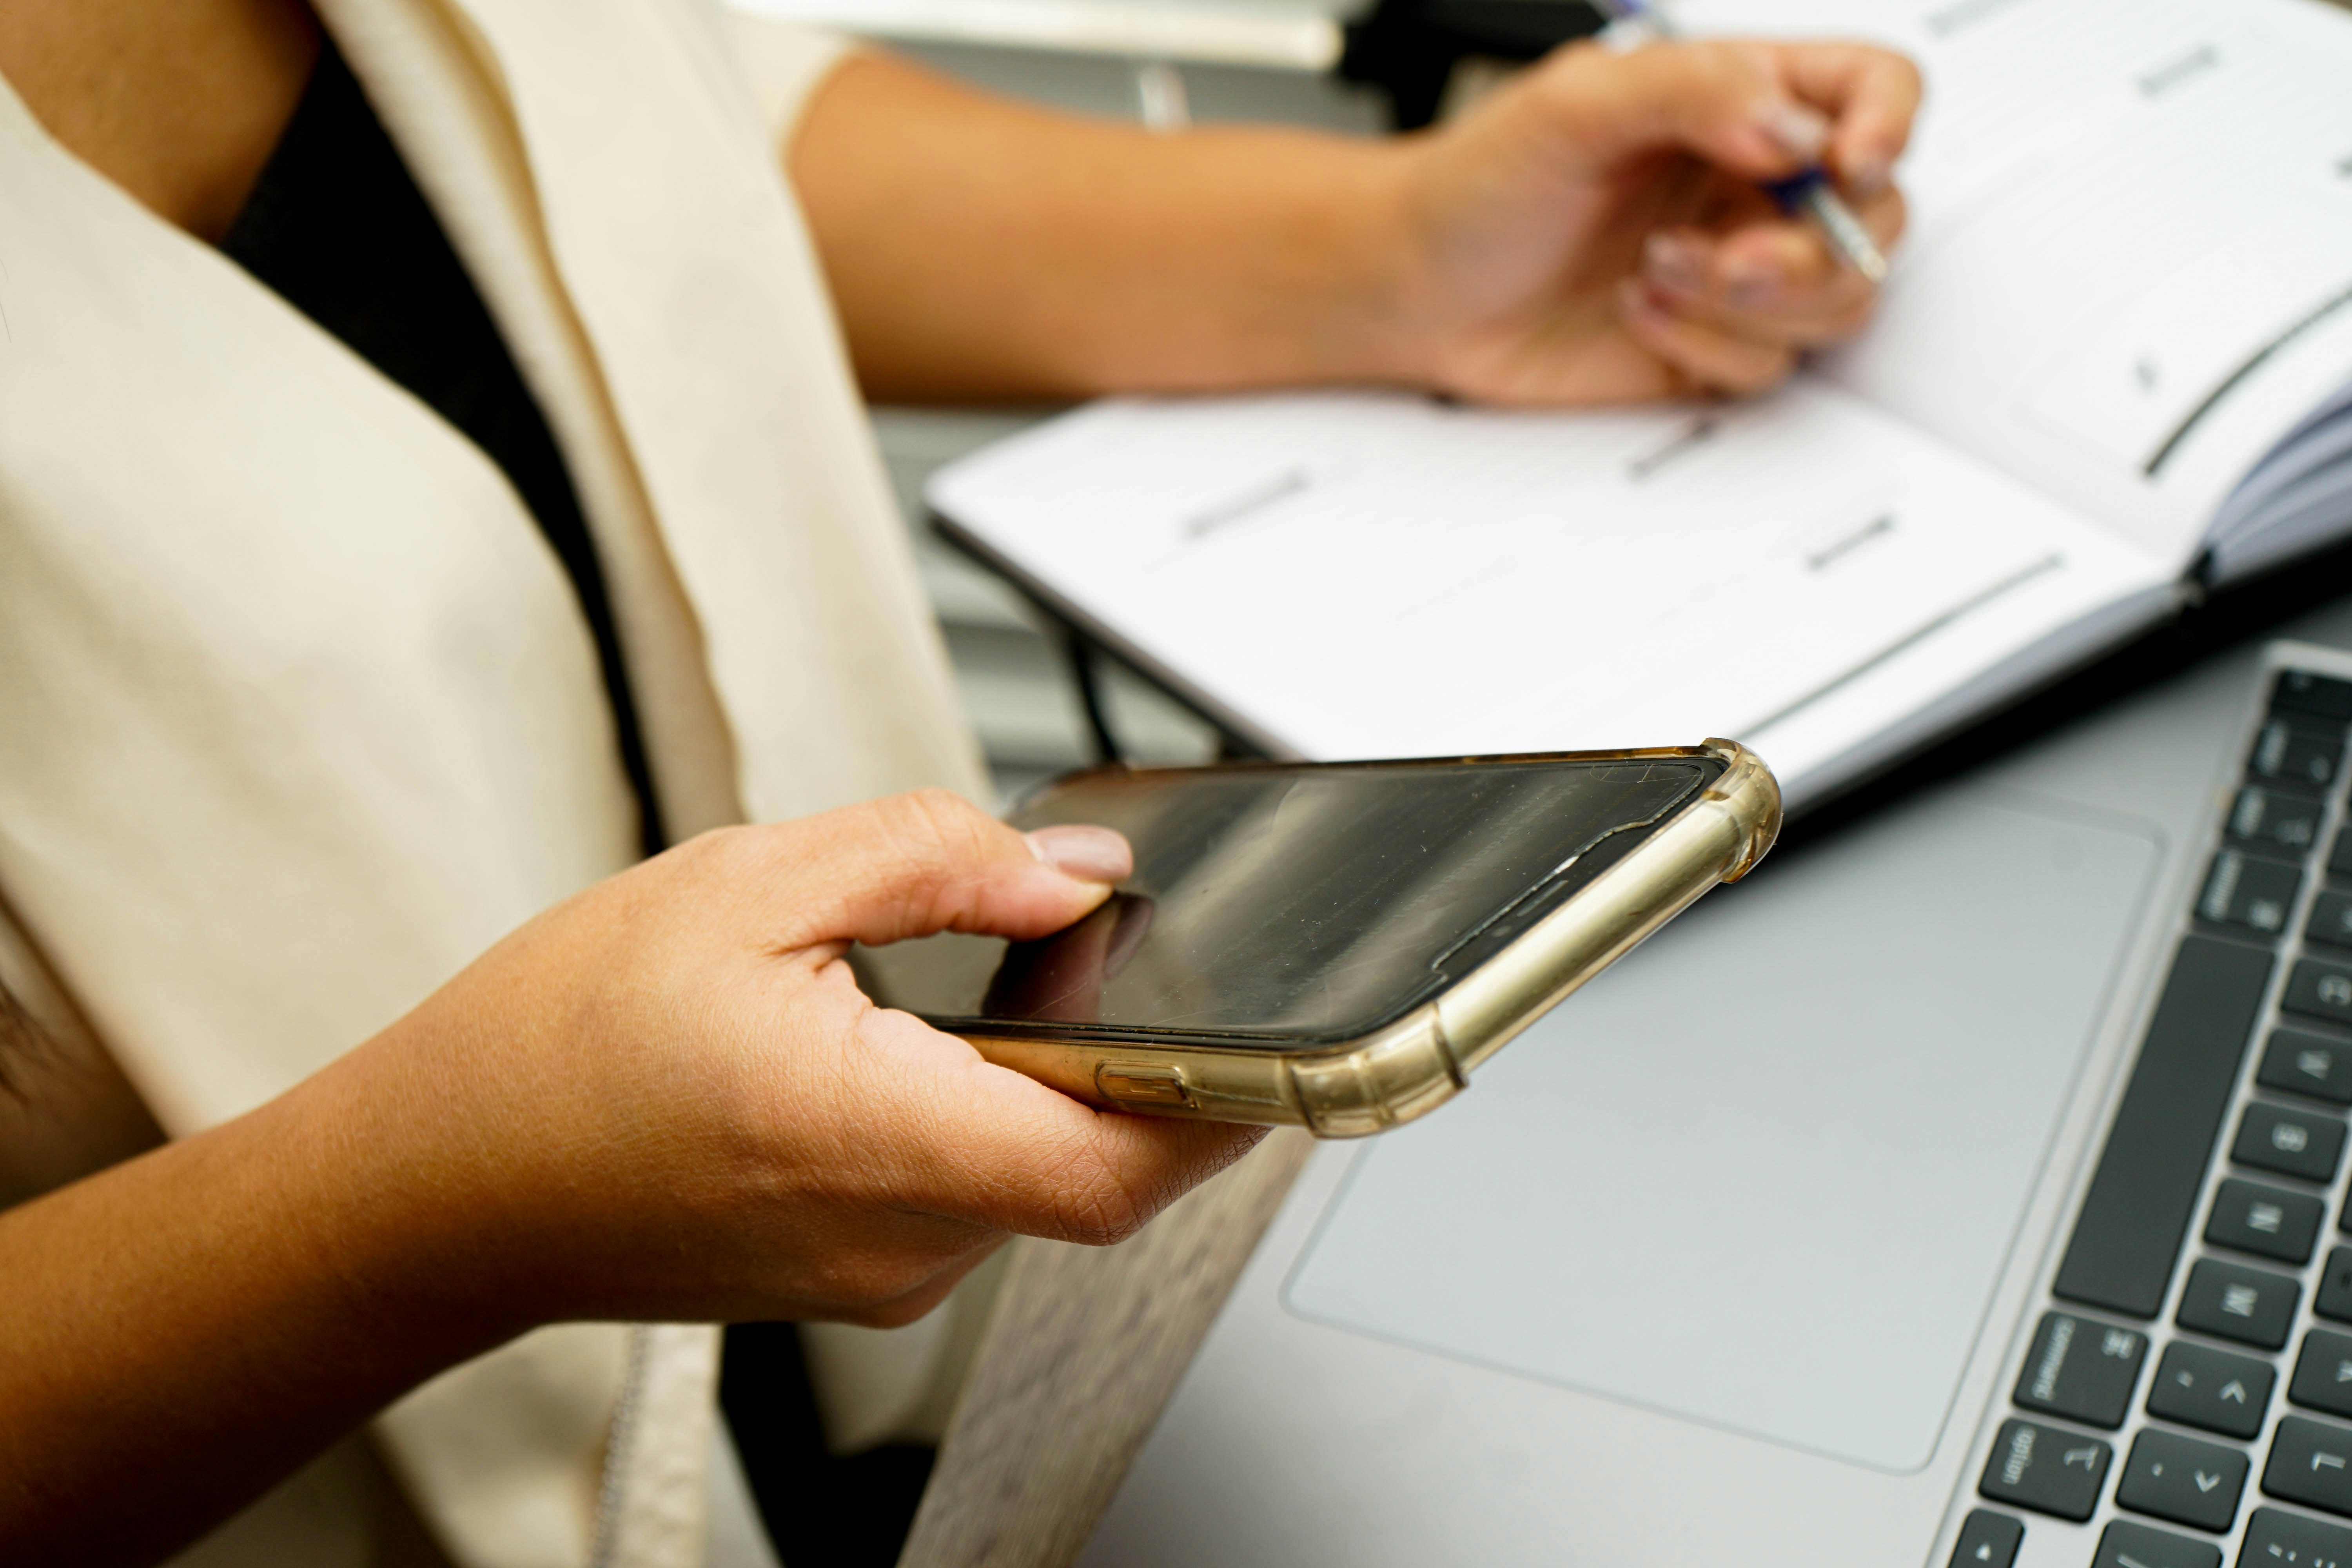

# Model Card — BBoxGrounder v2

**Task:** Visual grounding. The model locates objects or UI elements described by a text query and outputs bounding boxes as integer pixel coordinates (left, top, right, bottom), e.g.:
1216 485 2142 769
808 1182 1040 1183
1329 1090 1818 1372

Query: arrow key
2146 1339 2274 1439
1946 1510 2022 1568
2263 1416 2352 1517
2091 1519 2220 1568
2242 1506 2352 1568
2117 1428 2248 1531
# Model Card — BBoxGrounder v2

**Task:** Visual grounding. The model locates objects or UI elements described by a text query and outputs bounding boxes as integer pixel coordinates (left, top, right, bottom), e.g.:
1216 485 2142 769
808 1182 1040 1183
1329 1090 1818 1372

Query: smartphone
892 742 1779 1137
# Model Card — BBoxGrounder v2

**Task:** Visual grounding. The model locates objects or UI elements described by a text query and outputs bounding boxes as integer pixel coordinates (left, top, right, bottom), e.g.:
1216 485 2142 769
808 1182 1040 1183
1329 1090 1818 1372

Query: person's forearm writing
789 41 1918 405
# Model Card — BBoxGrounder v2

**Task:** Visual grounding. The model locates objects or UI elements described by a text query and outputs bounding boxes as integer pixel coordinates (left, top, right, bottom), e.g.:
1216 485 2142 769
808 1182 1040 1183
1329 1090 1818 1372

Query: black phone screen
889 753 1721 1048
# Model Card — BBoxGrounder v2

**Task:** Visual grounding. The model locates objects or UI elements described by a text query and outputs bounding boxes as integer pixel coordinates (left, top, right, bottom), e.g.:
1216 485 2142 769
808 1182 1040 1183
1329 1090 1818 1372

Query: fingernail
1025 824 1132 885
1617 275 1666 325
1720 254 1778 310
1642 232 1710 296
1757 101 1830 162
1843 153 1891 198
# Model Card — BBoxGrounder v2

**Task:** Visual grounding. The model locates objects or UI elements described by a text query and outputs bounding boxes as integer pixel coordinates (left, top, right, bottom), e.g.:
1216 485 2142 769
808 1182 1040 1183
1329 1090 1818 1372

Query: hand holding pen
1382 29 1918 402
1595 0 1890 283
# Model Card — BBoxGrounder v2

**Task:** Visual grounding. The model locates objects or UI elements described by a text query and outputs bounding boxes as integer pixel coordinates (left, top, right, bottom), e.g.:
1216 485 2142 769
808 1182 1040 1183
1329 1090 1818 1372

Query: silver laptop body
1080 611 2352 1568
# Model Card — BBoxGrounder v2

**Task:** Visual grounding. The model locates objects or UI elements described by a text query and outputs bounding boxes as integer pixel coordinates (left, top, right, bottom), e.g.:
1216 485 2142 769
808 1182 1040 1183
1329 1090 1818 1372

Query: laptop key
2259 1029 2352 1107
2293 1330 2352 1421
2118 1428 2249 1532
2233 1102 2348 1183
2249 719 2344 792
2201 853 2304 937
2273 670 2352 723
2148 1340 2275 1439
2263 1417 2352 1516
2231 786 2325 857
1947 1510 2022 1568
2240 1505 2352 1566
1979 1417 2110 1521
2322 1250 2352 1323
2178 1258 2301 1349
2056 938 2277 1318
2335 825 2352 880
2206 1179 2327 1265
2015 1311 2146 1428
2315 893 2352 951
2095 1519 2221 1568
2286 960 2352 1031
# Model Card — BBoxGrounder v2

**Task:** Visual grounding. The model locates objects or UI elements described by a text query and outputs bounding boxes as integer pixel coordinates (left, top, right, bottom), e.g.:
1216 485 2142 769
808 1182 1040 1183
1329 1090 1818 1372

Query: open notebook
927 0 2352 808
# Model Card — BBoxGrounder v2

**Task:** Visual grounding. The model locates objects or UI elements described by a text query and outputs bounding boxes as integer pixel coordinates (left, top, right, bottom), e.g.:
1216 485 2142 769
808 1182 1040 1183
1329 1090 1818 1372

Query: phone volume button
1096 1062 1191 1105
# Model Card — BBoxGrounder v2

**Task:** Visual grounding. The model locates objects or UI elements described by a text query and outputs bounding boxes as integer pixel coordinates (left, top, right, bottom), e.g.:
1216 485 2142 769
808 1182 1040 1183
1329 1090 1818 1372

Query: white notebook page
1689 0 2352 563
931 383 2158 787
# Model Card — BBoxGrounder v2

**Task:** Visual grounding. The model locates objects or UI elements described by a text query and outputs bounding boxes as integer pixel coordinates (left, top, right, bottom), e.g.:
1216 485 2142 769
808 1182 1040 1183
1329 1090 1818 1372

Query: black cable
1062 626 1125 766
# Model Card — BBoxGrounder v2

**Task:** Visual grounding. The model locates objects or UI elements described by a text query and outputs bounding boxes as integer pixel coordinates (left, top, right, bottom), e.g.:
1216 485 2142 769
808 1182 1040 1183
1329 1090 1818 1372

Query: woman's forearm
785 41 1921 409
0 1059 509 1568
789 52 1423 403
0 799 1255 1567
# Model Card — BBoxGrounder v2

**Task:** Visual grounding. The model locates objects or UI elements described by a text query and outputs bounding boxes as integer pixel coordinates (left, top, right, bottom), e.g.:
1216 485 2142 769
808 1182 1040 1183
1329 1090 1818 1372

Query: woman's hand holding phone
0 791 1257 1565
336 790 1261 1330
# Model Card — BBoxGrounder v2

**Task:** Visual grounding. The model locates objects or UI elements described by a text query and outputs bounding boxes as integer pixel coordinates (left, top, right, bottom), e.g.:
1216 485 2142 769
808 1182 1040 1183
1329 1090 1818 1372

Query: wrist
1308 138 1446 389
0 1035 533 1563
278 1031 547 1363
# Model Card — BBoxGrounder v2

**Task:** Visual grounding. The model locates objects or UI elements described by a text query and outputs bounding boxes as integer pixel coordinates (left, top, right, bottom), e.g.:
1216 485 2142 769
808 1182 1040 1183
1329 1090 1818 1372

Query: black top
223 40 664 855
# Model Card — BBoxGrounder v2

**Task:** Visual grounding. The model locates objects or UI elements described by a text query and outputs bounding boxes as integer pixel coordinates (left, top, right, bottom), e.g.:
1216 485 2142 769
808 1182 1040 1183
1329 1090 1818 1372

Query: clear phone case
955 740 1780 1137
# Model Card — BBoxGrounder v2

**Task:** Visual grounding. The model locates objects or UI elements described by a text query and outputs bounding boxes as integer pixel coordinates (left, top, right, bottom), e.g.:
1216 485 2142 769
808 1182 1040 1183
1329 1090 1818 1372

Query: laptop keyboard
1962 667 2352 1568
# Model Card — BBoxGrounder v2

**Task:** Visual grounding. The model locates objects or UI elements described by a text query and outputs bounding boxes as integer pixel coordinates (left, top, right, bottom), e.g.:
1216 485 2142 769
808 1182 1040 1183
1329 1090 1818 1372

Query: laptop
1074 615 2352 1568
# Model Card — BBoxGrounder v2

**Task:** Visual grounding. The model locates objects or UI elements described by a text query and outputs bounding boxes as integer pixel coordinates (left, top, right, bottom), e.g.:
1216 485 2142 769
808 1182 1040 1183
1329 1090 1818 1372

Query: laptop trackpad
1283 792 2160 1473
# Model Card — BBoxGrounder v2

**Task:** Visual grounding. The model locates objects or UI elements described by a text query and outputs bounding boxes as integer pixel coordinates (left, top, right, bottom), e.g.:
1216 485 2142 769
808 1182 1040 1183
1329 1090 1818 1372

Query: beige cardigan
0 0 989 1562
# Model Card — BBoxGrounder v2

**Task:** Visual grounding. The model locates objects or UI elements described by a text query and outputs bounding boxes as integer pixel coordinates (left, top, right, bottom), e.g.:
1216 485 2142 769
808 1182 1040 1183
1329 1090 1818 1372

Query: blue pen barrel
1763 169 1830 212
1764 169 1889 283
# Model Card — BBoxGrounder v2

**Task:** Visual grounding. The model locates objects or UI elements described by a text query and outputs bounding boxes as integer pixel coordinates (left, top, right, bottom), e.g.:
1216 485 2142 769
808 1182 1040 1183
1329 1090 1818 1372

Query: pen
1591 0 1890 285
